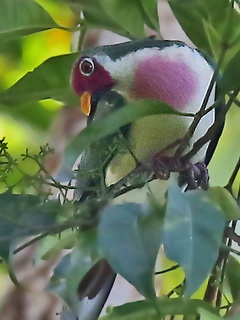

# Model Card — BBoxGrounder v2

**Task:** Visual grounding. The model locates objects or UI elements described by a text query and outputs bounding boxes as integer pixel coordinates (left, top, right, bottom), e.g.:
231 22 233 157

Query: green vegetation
0 0 239 319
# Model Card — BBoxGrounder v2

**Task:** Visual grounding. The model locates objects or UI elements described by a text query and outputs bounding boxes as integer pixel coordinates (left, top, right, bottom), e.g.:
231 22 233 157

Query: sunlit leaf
98 201 164 299
0 53 79 107
101 298 217 319
163 181 225 297
0 0 63 41
226 255 240 301
35 230 75 262
208 187 240 220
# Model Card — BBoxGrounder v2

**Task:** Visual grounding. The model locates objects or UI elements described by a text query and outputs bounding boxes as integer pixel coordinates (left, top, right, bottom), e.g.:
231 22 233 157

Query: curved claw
178 162 209 190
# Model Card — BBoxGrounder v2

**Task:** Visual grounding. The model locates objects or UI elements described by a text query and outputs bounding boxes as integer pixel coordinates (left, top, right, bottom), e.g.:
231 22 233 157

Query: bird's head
71 54 117 115
71 39 212 117
71 39 160 116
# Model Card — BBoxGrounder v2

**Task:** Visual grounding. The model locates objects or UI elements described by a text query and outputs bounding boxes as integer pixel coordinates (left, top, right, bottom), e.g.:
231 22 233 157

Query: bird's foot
146 155 209 190
178 162 209 190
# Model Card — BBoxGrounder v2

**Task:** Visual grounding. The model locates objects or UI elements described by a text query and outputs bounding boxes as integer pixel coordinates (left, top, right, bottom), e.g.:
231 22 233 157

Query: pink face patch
130 55 198 111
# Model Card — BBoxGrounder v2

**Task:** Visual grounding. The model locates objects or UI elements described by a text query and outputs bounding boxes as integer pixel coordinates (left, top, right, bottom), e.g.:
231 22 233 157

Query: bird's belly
106 114 190 185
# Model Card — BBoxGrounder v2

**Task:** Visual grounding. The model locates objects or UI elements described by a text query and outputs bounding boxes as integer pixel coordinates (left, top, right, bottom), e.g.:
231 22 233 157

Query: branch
182 90 239 162
225 157 240 194
174 54 225 158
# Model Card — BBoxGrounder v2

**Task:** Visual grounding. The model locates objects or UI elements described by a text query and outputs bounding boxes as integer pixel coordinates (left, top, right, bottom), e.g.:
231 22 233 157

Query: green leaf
163 181 225 297
208 187 240 220
198 308 222 320
0 53 79 107
35 230 75 262
69 0 131 37
98 201 164 299
100 0 145 38
226 255 240 301
101 298 217 319
220 51 240 93
0 101 58 130
198 310 240 320
202 19 221 60
169 0 237 58
169 0 212 55
0 0 62 41
138 0 159 31
0 193 59 260
65 98 193 171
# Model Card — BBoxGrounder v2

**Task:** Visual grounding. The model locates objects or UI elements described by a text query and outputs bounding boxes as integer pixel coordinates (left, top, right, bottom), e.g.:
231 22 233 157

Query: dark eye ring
79 57 95 76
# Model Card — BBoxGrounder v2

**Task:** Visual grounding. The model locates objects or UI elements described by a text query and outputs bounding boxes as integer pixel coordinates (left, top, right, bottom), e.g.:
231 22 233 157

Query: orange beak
81 91 91 116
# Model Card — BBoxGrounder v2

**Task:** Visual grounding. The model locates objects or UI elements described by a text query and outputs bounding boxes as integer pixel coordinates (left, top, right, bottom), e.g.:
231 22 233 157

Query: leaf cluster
0 0 239 319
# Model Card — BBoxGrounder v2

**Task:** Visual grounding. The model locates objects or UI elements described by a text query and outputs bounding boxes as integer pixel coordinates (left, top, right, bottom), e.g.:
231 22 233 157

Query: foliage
0 0 239 319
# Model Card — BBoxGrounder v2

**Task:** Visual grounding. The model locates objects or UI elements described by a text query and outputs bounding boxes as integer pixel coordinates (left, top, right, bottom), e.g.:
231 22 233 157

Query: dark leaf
163 181 225 297
0 193 59 259
220 51 240 93
98 200 164 299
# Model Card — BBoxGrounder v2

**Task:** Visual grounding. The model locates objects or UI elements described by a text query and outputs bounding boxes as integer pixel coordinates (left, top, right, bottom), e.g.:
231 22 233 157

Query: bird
70 38 225 320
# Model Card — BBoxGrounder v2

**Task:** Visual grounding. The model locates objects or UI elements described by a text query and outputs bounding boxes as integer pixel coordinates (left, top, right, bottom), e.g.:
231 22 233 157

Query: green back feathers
81 38 186 61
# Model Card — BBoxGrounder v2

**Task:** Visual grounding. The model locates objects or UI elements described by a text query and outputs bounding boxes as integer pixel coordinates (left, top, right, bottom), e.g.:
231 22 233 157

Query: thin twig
182 90 239 162
225 157 240 194
23 154 66 198
174 51 225 158
155 264 179 275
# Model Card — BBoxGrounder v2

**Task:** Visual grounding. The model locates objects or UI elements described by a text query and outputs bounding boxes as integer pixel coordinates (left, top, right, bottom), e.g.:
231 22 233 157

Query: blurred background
0 0 239 319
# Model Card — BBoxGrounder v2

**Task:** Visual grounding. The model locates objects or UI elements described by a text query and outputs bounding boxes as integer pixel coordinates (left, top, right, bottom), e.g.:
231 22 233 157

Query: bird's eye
79 57 95 76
